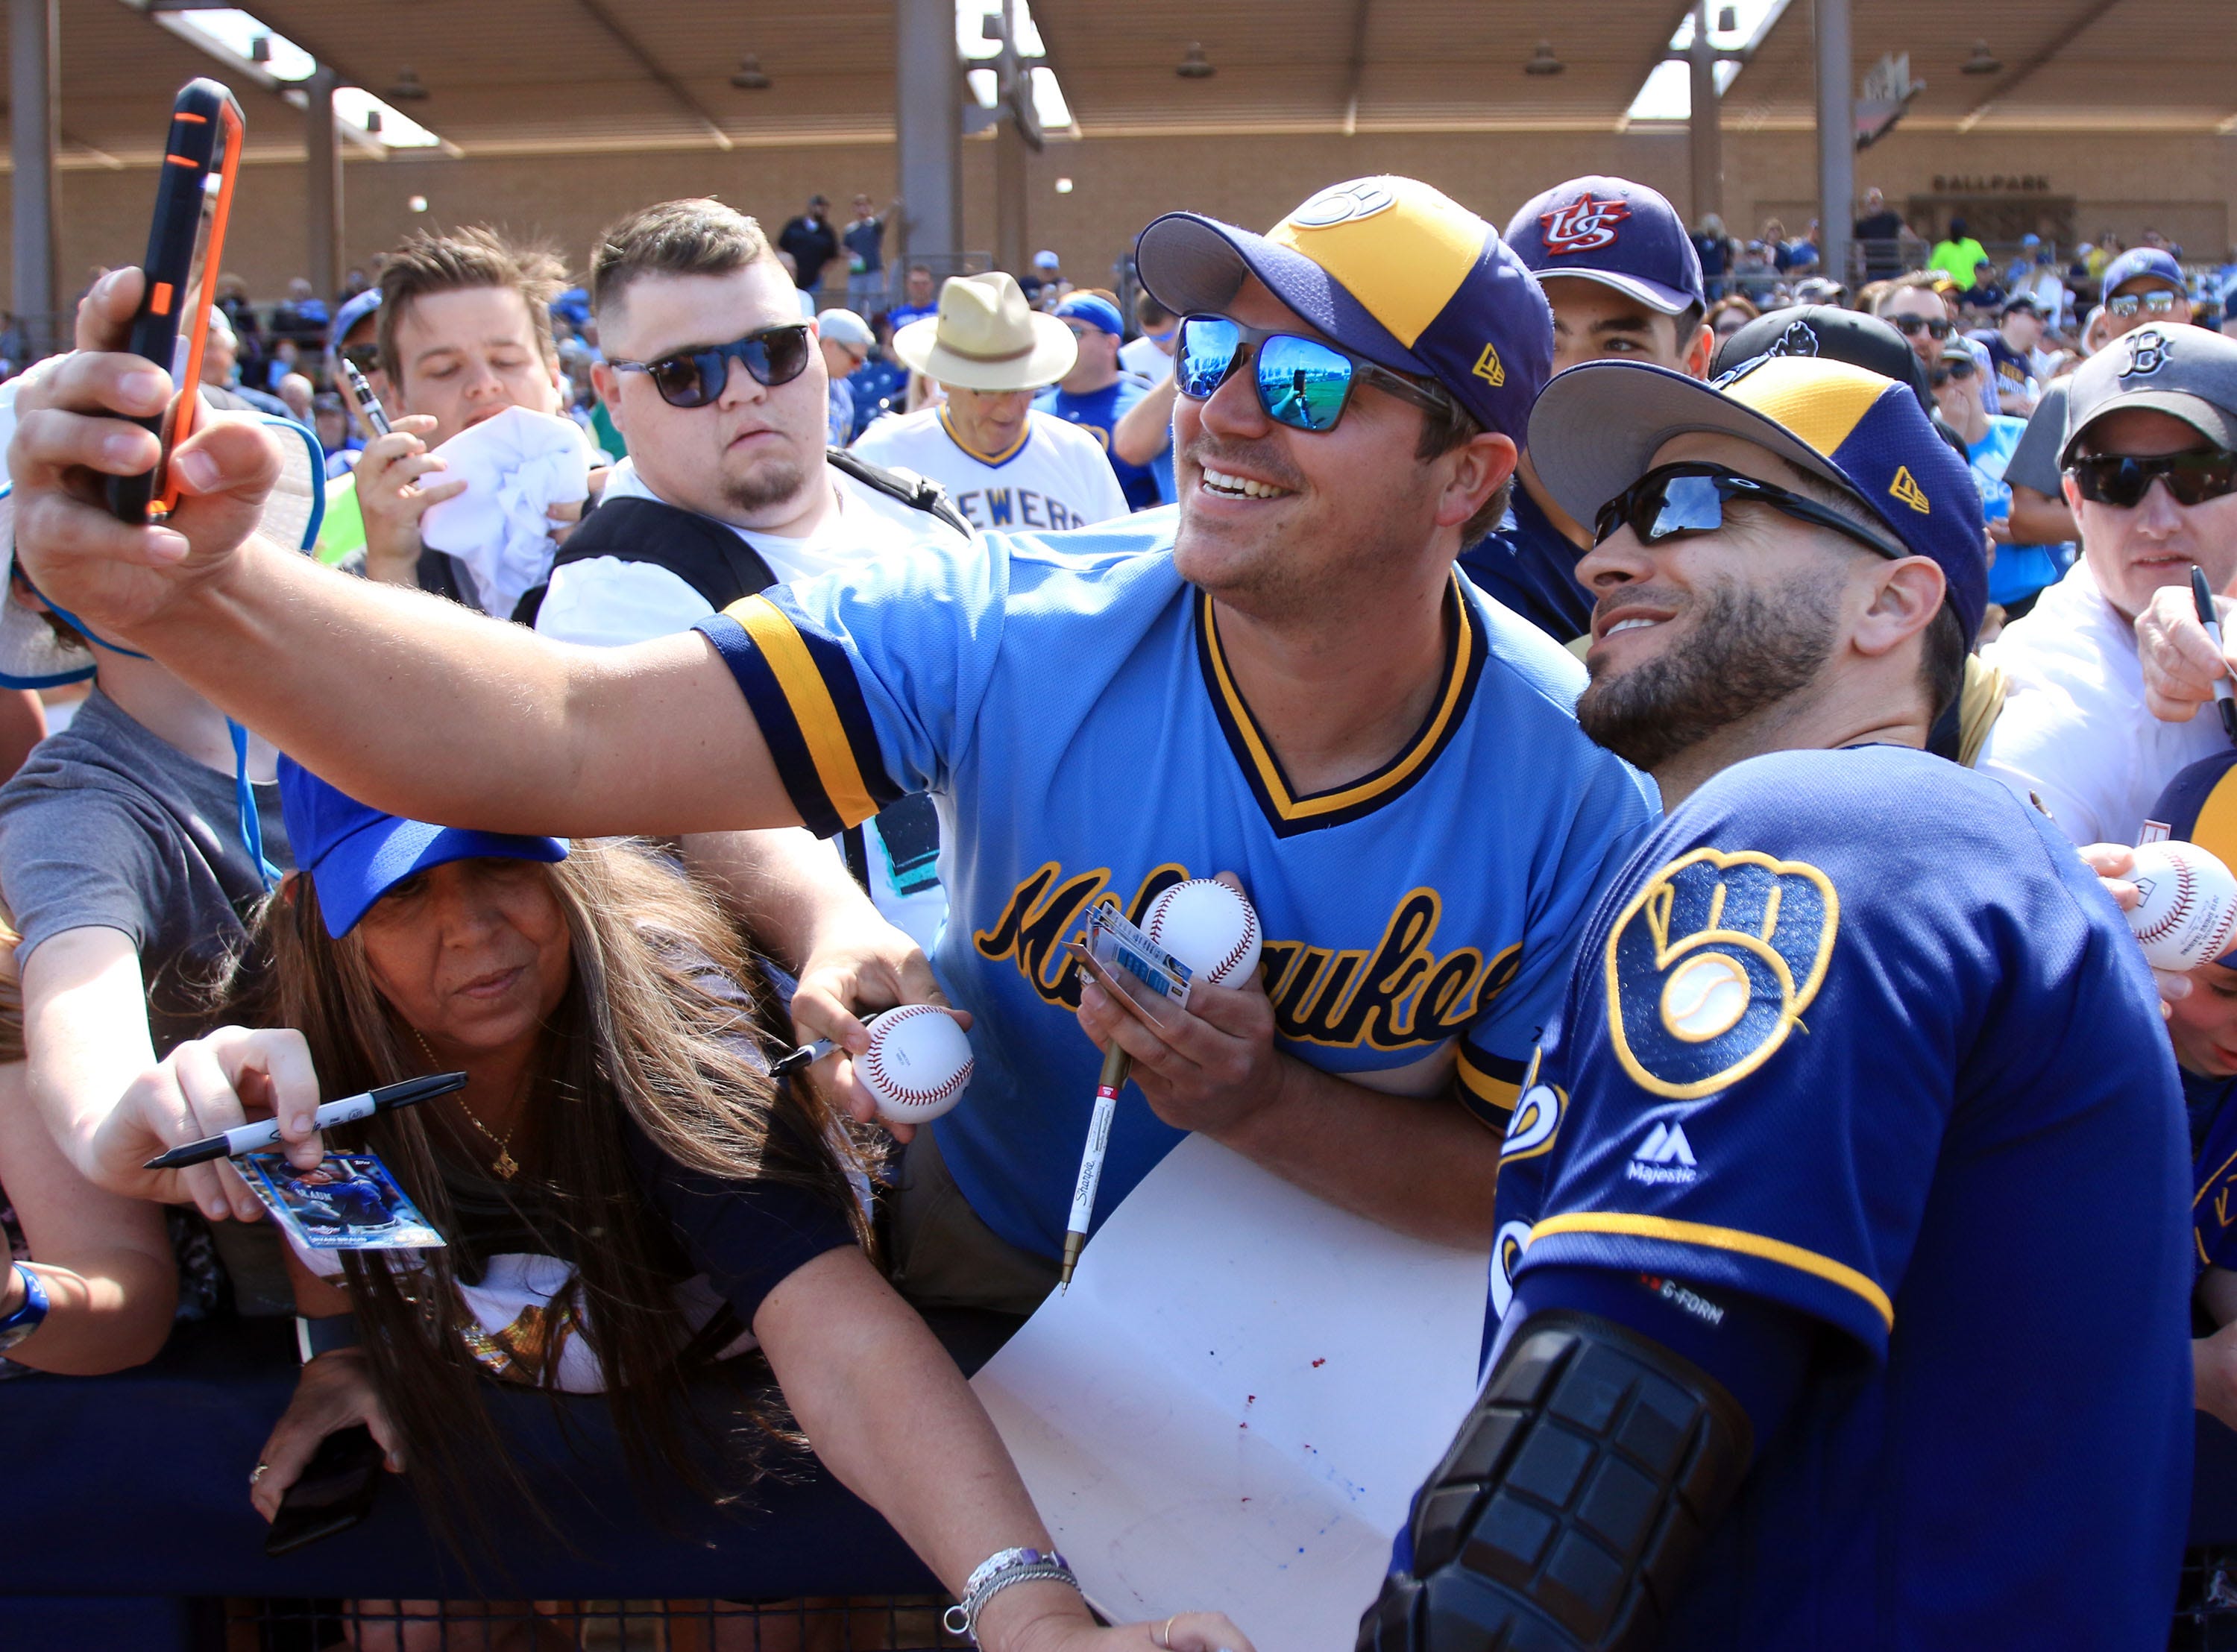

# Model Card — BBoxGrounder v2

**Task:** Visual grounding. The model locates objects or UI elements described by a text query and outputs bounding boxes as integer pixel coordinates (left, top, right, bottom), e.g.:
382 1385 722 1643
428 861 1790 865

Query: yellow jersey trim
939 406 1032 467
1200 576 1476 822
1530 1210 1894 1331
726 596 880 827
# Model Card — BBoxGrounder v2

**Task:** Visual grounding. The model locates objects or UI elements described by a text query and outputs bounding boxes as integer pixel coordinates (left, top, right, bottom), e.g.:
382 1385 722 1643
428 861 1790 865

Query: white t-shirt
535 457 960 950
1978 558 2230 846
1118 335 1174 384
536 458 943 648
849 406 1127 532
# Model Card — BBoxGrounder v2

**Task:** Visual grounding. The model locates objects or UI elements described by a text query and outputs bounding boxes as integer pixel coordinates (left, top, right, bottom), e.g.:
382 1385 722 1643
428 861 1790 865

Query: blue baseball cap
2102 248 2186 306
327 287 380 353
1504 176 1705 318
277 757 567 937
1051 292 1124 337
1133 176 1553 443
1528 353 1990 646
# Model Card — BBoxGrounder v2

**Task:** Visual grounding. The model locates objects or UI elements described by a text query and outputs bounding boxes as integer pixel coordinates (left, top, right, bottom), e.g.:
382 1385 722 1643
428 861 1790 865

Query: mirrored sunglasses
1174 315 1456 434
1595 461 1907 561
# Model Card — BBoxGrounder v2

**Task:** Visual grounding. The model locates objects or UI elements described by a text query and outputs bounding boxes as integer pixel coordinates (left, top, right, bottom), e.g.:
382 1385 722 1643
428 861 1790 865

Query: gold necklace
410 1029 521 1180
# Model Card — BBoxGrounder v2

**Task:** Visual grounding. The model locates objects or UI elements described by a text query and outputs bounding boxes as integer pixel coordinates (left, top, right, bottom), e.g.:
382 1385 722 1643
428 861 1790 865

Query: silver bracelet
942 1547 1080 1642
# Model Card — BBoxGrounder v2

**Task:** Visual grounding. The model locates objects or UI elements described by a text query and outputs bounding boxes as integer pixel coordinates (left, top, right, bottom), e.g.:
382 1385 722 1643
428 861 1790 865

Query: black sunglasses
2068 450 2237 508
1888 315 1954 340
1174 315 1458 434
2107 289 2183 320
337 341 380 376
610 324 814 409
1595 462 1907 561
1930 358 1978 385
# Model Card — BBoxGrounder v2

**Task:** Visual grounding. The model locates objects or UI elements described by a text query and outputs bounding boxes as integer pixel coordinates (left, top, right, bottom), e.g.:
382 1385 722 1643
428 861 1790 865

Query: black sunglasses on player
1888 315 1954 341
609 323 814 409
2106 289 2183 320
2067 449 2237 508
1595 461 1908 561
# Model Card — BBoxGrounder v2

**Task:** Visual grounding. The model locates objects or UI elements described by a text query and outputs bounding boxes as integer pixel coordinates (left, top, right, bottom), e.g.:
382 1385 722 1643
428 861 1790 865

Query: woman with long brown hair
110 761 1250 1652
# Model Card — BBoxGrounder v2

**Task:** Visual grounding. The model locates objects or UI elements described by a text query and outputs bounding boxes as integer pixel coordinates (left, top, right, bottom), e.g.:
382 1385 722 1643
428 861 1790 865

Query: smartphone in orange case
107 78 245 524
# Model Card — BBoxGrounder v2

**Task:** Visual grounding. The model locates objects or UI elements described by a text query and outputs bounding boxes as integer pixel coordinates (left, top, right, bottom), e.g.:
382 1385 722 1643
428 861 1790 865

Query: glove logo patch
1605 847 1839 1099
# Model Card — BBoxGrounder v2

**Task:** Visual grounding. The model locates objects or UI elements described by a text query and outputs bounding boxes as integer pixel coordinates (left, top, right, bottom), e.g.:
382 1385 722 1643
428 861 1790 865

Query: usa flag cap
1134 176 1553 442
1505 176 1705 317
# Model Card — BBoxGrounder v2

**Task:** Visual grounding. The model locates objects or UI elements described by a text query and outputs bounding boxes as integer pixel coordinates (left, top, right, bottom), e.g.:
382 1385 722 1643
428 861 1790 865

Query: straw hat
891 271 1077 391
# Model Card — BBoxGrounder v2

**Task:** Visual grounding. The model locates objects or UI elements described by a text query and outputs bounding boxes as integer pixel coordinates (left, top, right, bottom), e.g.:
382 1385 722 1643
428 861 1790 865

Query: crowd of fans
3 157 2237 1648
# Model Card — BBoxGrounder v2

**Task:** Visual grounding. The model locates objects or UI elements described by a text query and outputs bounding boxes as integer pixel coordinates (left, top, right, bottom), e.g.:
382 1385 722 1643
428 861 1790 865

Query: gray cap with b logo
2060 322 2237 466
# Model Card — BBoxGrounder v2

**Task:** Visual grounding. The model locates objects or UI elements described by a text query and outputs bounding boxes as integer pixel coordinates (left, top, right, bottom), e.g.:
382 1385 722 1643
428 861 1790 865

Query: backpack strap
825 447 973 541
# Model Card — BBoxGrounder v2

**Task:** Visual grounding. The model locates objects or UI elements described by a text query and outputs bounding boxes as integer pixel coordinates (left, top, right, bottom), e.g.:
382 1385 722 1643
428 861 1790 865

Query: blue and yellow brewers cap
1133 176 1553 442
2148 750 2237 964
1529 354 1989 646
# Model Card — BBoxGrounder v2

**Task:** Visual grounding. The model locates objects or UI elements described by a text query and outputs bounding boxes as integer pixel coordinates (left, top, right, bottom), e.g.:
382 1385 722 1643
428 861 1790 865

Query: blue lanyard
229 718 279 891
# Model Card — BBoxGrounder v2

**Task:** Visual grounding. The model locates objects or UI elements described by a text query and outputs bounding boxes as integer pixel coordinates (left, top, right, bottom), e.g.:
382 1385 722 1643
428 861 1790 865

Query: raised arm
7 270 800 840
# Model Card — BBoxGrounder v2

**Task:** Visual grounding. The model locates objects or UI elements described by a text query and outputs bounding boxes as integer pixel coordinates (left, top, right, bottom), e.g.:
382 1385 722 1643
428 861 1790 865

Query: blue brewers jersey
1489 745 2191 1649
693 517 1658 1258
1456 482 1594 645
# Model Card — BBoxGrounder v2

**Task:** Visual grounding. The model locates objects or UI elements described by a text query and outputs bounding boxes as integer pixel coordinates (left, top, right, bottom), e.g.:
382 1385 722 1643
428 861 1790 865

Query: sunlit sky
1625 0 1793 122
170 10 443 147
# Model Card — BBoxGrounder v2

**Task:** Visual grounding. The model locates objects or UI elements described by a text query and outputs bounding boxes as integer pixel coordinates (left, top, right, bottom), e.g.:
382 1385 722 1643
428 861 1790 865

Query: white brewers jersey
851 406 1128 533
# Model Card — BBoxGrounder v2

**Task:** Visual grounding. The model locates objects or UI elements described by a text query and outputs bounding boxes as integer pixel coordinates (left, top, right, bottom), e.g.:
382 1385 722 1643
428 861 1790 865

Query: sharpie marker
771 1038 838 1079
1060 1044 1130 1292
142 1071 468 1170
342 359 391 438
2192 564 2237 745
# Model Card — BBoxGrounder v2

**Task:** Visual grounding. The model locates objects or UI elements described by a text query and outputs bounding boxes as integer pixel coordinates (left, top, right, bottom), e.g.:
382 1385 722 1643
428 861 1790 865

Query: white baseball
2126 841 2237 971
1142 878 1263 988
858 1005 975 1124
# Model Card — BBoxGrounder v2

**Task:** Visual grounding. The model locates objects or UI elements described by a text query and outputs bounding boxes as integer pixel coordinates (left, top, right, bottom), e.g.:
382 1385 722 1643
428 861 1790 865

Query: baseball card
242 1151 445 1252
1078 902 1194 1018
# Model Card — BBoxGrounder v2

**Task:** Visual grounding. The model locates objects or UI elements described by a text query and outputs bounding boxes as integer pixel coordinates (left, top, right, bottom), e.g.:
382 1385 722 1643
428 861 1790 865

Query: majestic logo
1626 1120 1698 1185
1888 464 1931 514
1473 343 1507 387
1768 320 1820 359
1539 192 1632 254
2124 327 2171 378
1605 847 1840 1099
1289 180 1399 230
975 862 1518 1052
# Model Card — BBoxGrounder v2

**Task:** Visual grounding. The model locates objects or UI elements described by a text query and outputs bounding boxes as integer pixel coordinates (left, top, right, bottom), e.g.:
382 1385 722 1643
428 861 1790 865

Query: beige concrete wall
1 123 2230 314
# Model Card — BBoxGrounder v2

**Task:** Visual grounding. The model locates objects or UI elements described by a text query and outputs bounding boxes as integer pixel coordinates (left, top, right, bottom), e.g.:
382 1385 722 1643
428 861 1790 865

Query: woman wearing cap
113 766 1252 1652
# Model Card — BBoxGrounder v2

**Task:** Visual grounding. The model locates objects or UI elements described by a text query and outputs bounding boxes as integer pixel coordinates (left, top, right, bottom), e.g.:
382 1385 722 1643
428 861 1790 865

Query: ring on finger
1156 1616 1175 1650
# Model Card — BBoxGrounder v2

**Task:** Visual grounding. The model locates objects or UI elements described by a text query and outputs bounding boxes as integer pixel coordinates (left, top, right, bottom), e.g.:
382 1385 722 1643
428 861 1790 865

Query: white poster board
972 1135 1489 1652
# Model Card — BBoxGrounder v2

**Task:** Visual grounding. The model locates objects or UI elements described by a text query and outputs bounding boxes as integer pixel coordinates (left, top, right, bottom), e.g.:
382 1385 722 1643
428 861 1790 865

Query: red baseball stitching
1148 882 1260 985
862 1006 970 1106
2136 854 2200 947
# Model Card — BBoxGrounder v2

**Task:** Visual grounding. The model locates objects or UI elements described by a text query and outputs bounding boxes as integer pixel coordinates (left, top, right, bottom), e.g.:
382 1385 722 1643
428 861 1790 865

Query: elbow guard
1359 1311 1752 1652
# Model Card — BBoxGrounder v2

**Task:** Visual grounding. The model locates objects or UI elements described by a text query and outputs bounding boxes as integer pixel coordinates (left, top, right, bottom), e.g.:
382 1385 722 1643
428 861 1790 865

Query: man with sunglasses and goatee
1367 350 2189 1652
7 177 1656 1324
531 197 972 955
1978 324 2237 847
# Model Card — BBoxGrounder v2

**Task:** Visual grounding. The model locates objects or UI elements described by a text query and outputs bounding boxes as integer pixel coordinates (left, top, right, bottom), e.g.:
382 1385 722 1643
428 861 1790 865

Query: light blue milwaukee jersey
694 514 1660 1258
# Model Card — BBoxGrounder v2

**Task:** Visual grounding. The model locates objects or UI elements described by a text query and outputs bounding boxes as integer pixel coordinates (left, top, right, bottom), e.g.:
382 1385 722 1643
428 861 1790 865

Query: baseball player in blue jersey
9 179 1655 1321
1462 178 1714 646
1365 355 2193 1649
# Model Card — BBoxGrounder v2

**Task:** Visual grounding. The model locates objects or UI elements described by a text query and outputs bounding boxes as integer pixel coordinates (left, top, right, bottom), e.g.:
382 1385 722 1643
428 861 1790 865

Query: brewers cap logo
2124 326 2171 379
1500 1081 1564 1164
1539 192 1632 255
1605 846 1839 1100
1768 320 1820 359
1489 1218 1532 1321
1888 464 1931 514
1288 180 1399 230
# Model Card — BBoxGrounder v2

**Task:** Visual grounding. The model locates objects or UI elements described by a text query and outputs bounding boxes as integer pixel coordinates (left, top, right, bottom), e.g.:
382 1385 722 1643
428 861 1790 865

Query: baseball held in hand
1144 878 1263 988
2126 842 2237 971
858 1005 975 1124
